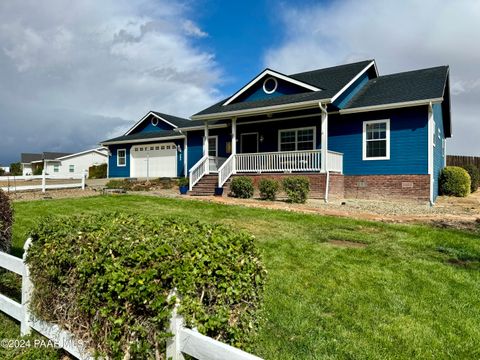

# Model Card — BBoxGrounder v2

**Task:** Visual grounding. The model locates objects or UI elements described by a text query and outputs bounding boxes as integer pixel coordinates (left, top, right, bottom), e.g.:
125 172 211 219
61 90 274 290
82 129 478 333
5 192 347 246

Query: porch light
260 135 264 143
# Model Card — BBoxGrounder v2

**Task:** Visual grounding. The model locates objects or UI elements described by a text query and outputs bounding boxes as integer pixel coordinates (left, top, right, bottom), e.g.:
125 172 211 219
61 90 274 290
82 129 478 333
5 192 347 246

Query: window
117 149 126 167
208 136 218 157
279 127 315 152
69 165 75 173
155 146 159 150
53 164 59 173
150 146 154 150
363 120 390 160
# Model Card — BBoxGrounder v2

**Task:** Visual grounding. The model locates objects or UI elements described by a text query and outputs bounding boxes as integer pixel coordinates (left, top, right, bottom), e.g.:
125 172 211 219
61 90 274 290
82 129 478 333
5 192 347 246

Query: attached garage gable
131 142 177 178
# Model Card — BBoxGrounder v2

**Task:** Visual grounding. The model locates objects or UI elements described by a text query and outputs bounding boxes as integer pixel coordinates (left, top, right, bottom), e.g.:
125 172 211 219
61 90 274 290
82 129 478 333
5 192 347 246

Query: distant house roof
42 152 72 160
191 60 376 119
101 130 184 145
56 147 108 160
21 152 72 163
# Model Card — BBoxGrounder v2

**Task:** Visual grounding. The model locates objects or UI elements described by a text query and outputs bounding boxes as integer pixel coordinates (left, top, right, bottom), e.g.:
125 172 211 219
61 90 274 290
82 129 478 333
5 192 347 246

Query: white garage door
131 142 177 178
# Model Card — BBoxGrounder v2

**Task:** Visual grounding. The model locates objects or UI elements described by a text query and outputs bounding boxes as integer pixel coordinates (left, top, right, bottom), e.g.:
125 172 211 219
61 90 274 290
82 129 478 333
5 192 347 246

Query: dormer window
151 117 159 127
263 77 278 94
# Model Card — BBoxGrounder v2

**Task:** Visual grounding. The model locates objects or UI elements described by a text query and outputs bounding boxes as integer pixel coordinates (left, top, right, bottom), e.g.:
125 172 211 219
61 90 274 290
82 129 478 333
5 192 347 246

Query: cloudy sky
0 0 479 165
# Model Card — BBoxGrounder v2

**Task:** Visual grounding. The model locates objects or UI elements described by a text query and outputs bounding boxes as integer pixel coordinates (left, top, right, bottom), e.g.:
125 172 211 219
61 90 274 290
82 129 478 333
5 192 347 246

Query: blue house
101 60 451 204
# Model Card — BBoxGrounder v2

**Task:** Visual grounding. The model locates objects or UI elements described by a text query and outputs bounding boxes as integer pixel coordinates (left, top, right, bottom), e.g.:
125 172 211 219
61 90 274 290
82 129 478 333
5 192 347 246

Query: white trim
125 111 180 136
222 69 320 107
240 132 259 153
208 135 218 157
56 147 108 160
278 126 316 152
117 149 127 167
101 135 184 146
262 77 278 94
340 98 443 115
175 123 228 131
428 103 434 204
192 98 331 121
362 119 390 161
433 120 436 147
330 61 375 103
183 137 188 178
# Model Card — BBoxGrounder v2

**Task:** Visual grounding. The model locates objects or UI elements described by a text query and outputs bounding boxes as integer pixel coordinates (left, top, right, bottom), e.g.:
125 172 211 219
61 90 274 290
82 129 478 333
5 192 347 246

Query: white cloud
265 0 480 155
0 0 221 164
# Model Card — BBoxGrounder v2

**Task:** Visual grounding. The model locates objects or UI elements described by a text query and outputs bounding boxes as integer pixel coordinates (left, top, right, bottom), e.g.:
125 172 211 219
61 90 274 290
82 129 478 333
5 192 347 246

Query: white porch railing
209 156 227 173
218 155 235 187
236 150 322 173
189 155 209 191
327 151 343 173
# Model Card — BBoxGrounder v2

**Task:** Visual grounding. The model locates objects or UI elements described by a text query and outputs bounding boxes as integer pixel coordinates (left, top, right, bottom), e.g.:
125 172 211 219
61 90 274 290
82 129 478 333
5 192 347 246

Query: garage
131 142 177 178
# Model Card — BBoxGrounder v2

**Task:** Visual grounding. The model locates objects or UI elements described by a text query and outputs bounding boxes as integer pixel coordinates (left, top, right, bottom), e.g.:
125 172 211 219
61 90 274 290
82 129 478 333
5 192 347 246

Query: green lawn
2 194 480 359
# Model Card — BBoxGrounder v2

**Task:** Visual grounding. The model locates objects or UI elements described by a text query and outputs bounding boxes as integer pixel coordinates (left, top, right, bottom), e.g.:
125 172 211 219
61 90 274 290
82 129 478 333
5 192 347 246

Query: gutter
339 98 443 114
174 124 228 131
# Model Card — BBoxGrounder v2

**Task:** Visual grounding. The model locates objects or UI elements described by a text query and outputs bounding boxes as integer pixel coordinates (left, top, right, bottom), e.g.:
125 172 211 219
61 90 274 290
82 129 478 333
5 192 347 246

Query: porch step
190 175 218 196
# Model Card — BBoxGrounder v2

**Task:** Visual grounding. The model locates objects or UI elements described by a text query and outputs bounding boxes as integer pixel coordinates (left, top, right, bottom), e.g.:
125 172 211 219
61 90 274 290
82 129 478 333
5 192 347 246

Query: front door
240 133 259 153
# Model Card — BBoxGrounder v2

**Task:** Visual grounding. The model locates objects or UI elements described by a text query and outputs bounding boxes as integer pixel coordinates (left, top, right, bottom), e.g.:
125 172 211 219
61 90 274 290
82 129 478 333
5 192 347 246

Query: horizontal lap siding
329 107 429 175
108 145 131 178
187 131 204 171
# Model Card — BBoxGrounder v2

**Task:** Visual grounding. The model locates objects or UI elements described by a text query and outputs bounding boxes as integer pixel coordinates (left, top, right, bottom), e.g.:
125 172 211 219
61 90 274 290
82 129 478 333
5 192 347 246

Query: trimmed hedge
89 163 107 179
439 166 471 197
282 177 310 203
0 189 13 253
258 178 279 201
462 164 479 193
230 176 254 198
26 213 266 358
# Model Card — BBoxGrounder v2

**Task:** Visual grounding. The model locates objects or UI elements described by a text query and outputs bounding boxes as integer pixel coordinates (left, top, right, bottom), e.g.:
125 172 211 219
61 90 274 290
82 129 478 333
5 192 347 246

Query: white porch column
231 117 237 174
183 134 188 178
203 121 209 174
319 103 328 173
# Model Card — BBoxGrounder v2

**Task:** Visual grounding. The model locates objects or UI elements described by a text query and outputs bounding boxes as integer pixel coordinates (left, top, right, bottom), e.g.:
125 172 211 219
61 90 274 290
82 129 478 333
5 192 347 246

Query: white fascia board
174 124 228 131
222 69 321 106
56 148 108 160
191 98 331 121
339 98 443 115
101 135 185 146
124 111 178 136
330 61 375 103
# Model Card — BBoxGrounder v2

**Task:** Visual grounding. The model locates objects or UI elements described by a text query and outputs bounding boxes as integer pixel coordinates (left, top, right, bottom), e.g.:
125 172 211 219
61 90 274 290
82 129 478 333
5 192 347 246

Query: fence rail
447 155 480 169
0 170 87 193
0 240 263 360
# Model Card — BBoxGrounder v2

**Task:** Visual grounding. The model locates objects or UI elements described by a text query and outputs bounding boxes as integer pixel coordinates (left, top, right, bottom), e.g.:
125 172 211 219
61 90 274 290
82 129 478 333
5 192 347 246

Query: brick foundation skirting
225 173 430 201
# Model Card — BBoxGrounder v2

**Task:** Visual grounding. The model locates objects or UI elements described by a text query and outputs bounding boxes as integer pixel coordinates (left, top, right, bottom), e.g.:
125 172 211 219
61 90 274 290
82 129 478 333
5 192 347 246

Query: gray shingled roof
102 130 183 144
21 153 42 163
43 152 72 160
344 66 449 109
192 60 374 118
151 112 192 127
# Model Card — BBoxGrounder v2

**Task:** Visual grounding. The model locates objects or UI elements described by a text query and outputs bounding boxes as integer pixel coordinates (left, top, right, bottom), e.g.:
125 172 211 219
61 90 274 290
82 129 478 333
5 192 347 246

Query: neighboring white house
21 148 108 177
0 166 9 173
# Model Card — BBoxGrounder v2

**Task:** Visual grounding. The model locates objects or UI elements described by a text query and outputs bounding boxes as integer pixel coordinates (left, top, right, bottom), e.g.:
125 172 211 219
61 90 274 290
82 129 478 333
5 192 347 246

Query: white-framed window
363 119 390 160
208 136 218 157
117 149 126 167
278 127 316 152
69 164 75 173
53 164 59 173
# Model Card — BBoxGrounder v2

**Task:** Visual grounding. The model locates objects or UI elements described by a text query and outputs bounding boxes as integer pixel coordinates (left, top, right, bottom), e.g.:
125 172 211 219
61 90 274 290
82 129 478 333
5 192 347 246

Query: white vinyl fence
0 170 87 193
0 240 264 360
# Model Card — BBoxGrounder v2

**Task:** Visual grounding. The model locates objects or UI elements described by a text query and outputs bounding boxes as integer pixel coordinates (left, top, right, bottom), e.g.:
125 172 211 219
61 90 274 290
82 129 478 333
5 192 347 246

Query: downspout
428 102 434 206
319 102 329 203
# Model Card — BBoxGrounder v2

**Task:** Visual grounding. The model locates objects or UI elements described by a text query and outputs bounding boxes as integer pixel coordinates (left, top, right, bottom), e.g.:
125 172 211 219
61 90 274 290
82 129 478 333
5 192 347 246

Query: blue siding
329 107 429 175
108 144 131 178
234 76 311 104
131 116 174 134
433 103 446 200
187 131 204 170
333 72 370 109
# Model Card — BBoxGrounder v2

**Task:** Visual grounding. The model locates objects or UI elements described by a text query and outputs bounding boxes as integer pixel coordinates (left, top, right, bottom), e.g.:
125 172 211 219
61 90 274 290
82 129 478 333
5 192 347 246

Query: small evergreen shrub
230 176 254 198
282 176 310 203
258 178 279 201
0 190 13 253
26 213 266 358
178 177 189 187
462 164 480 193
89 164 107 179
439 166 471 197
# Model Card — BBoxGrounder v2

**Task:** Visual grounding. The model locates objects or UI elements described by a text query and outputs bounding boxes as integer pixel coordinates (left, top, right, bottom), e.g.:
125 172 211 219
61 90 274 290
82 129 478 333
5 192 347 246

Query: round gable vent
263 77 278 94
151 117 159 127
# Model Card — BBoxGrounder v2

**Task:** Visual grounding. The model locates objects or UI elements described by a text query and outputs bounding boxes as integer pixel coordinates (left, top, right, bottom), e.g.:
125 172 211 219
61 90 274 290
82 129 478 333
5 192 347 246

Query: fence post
81 170 87 190
166 289 185 360
41 170 46 193
20 238 33 336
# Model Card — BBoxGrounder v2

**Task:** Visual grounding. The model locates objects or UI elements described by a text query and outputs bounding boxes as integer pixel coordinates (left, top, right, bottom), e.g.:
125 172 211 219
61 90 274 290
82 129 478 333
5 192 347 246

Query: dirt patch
446 258 480 269
327 240 368 248
7 188 101 202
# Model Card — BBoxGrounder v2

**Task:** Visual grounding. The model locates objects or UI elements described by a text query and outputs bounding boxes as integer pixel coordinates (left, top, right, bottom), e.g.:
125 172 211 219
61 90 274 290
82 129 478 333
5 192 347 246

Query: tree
0 168 5 176
9 162 22 176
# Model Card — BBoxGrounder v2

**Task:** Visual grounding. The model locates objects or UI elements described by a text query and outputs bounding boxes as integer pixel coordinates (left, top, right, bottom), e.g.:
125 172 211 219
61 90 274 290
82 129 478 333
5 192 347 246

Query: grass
2 194 480 359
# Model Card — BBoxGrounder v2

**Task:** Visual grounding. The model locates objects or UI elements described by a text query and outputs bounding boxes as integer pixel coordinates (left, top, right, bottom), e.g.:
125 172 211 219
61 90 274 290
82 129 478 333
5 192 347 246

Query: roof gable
125 111 191 136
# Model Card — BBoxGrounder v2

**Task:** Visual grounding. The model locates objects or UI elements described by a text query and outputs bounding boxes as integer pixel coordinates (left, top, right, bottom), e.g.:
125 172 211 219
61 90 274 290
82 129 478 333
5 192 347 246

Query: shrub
9 162 22 176
26 213 266 358
282 176 310 203
0 190 13 253
258 178 279 201
439 166 471 197
462 164 480 193
178 177 189 187
89 163 107 179
0 168 5 176
105 179 131 190
32 166 43 176
230 176 254 198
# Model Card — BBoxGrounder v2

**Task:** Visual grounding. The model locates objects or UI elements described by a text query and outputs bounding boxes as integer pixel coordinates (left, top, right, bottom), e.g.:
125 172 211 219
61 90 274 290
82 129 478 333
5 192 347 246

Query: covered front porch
188 107 343 190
